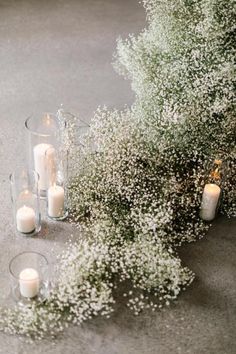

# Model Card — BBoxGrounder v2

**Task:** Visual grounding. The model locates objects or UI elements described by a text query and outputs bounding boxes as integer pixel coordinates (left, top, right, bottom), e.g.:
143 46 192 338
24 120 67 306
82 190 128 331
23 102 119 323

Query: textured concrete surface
0 1 235 353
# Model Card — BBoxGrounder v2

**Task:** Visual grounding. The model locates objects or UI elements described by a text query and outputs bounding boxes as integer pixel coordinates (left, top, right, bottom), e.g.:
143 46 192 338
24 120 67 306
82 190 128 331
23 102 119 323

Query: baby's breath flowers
0 0 235 339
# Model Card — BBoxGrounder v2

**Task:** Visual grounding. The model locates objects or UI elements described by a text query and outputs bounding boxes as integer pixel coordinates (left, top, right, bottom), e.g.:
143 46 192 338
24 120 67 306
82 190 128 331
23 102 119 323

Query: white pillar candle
47 184 65 218
16 205 36 233
200 183 221 221
19 268 39 298
33 143 55 190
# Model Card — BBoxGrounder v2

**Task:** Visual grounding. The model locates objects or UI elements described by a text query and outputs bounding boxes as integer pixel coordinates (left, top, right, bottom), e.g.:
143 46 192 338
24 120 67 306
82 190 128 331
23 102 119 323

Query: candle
33 143 55 190
19 268 39 298
200 183 221 221
16 205 36 233
47 184 65 218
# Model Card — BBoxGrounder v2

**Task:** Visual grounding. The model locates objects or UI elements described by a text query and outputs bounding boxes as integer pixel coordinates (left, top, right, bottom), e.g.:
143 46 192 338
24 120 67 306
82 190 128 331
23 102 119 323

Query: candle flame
209 159 223 181
19 189 32 200
210 169 221 180
43 113 51 126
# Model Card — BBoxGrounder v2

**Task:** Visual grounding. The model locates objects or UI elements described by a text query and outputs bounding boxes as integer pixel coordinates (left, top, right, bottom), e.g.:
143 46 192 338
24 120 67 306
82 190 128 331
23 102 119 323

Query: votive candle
19 268 39 298
47 184 65 218
16 205 36 233
200 183 221 221
33 143 55 190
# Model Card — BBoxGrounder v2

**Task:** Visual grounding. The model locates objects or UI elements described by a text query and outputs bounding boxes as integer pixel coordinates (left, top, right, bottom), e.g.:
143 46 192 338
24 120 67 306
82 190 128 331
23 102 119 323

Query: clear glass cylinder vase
25 113 62 197
57 109 91 218
10 168 41 235
9 251 50 304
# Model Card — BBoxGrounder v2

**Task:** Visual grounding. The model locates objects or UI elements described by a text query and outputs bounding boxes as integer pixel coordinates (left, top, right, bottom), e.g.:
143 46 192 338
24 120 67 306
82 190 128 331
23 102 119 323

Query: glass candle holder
57 109 90 147
200 158 225 221
45 146 68 220
9 252 50 304
25 113 62 197
10 168 41 235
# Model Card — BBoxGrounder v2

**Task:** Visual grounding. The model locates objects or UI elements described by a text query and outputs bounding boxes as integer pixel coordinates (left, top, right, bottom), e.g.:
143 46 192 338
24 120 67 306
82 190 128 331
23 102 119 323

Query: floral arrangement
0 0 235 339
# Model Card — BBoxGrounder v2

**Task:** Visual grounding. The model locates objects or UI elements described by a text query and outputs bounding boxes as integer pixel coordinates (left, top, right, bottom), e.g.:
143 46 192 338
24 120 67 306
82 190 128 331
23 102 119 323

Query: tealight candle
16 205 36 233
33 143 55 190
200 183 221 221
47 184 65 218
19 268 39 298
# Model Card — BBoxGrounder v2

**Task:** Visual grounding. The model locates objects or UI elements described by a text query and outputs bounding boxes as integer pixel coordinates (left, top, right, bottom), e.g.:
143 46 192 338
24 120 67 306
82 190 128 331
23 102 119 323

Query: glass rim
9 251 49 280
58 109 90 128
25 112 59 137
9 168 39 185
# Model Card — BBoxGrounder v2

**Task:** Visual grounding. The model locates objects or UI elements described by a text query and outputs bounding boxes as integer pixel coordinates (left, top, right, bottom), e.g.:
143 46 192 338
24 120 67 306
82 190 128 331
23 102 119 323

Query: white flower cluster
0 0 235 339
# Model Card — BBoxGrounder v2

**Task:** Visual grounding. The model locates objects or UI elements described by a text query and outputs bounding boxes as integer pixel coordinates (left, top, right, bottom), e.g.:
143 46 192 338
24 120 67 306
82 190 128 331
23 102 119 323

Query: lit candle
16 205 36 233
19 268 39 298
33 143 55 190
200 183 221 221
47 184 65 218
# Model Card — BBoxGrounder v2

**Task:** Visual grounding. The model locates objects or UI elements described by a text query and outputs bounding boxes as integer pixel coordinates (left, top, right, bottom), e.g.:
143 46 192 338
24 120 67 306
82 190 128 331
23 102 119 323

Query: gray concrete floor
0 1 235 353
